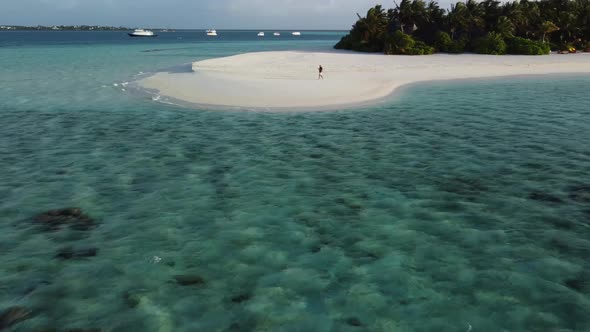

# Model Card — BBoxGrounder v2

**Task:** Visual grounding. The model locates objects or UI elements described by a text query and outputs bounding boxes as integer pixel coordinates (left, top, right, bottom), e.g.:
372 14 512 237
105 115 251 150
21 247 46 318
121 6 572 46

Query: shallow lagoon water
1 31 590 331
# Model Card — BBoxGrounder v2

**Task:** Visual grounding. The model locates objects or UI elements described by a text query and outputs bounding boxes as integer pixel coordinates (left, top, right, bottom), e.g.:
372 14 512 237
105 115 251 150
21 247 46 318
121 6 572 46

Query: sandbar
138 51 590 110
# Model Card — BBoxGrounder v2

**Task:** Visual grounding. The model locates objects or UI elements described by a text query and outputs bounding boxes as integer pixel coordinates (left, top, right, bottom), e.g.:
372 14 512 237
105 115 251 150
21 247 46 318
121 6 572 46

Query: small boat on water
273 32 281 36
257 32 265 37
128 29 157 37
292 31 301 36
206 29 218 36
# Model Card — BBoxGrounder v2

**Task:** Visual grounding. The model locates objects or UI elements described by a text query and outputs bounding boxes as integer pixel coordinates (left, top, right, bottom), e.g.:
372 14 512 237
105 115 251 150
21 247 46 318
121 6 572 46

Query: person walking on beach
318 65 324 80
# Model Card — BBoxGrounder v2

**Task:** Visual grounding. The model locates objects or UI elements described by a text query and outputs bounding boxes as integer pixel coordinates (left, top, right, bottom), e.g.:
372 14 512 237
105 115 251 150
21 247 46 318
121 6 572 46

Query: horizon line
0 24 350 30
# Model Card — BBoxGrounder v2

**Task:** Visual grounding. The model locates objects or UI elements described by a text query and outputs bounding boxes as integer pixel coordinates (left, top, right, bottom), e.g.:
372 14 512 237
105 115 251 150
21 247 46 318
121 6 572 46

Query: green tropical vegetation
335 0 590 55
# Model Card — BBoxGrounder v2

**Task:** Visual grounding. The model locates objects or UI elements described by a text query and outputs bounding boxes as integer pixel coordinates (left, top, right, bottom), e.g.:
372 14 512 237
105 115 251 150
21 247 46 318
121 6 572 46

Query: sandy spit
138 51 590 110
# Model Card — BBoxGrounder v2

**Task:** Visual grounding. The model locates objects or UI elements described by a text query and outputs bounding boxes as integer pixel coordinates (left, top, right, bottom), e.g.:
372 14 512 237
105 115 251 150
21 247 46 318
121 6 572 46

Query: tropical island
335 0 590 55
135 0 590 111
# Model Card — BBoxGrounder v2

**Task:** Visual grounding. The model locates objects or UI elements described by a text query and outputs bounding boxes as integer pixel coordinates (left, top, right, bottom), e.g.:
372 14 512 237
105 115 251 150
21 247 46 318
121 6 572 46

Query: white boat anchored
206 29 217 36
257 32 265 37
292 31 301 36
128 29 157 37
273 32 281 36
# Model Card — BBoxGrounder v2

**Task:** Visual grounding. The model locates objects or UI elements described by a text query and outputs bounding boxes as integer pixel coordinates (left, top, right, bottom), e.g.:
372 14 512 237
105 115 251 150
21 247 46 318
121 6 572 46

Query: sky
0 0 454 30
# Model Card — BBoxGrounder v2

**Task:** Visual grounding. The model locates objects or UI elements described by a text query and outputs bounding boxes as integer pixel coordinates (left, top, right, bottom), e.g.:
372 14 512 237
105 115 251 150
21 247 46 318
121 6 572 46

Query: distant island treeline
335 0 590 55
0 25 133 31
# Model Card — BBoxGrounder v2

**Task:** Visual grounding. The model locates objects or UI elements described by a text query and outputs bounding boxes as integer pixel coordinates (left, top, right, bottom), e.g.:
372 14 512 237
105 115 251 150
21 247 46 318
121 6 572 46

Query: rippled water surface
1 31 590 331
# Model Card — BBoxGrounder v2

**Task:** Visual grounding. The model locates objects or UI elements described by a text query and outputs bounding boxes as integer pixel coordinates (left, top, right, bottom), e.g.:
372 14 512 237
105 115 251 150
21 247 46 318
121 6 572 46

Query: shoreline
135 72 590 113
137 51 590 111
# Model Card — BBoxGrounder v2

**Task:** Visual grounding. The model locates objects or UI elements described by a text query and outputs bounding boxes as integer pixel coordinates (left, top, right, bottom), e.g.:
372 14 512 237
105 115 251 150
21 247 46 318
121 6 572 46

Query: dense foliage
506 36 552 54
474 32 507 54
384 30 436 54
335 0 590 55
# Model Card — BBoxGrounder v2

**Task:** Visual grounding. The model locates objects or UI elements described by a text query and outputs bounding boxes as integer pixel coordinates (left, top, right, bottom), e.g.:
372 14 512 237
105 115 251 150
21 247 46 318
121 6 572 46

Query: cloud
0 0 462 29
226 0 381 18
37 0 117 10
221 0 384 29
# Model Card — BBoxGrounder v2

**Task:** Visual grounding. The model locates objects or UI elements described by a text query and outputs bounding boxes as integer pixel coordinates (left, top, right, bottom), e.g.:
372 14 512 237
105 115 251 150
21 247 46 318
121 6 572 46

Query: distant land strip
0 25 134 31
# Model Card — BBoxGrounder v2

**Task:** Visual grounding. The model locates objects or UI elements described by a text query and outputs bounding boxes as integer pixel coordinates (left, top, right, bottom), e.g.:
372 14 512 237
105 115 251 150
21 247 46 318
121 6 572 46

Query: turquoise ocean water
1 31 589 331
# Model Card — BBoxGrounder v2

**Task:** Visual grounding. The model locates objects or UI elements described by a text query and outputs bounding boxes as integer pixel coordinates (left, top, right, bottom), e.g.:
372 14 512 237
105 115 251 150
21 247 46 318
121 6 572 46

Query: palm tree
448 0 485 40
418 1 447 43
541 20 559 43
516 0 541 39
391 0 416 34
465 0 485 38
448 2 467 40
496 16 516 38
502 1 524 26
410 0 428 32
481 0 502 31
335 5 388 51
351 5 389 51
575 0 590 34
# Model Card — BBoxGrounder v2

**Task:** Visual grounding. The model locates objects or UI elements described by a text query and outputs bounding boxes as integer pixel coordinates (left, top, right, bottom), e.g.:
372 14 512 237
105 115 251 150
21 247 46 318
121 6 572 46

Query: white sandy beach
139 51 590 110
